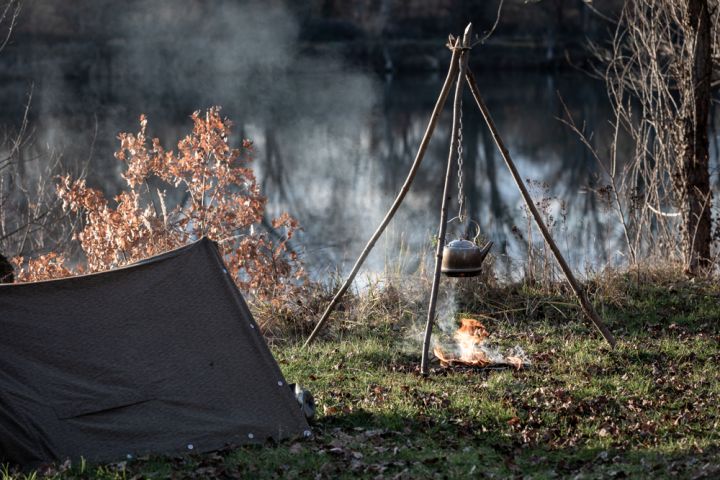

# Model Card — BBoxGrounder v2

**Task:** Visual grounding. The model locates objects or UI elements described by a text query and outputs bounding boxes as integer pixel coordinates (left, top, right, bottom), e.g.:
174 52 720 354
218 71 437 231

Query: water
2 43 718 281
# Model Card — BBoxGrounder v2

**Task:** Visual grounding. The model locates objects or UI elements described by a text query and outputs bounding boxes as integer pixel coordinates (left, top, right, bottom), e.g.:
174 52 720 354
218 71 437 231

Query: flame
433 318 491 367
433 318 527 369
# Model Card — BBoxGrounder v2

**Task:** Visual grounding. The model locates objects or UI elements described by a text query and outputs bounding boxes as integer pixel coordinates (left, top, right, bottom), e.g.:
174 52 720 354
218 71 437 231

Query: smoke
434 279 460 336
108 2 382 274
5 0 392 268
116 1 300 107
4 1 657 276
426 279 531 368
405 278 459 353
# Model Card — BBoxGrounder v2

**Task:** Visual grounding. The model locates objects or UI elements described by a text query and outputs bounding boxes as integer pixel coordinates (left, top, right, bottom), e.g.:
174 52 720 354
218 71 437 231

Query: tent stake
303 38 463 348
420 23 473 376
464 69 617 348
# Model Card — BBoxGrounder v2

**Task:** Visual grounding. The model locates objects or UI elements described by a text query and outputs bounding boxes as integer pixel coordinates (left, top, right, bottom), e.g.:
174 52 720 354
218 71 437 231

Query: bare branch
0 0 21 53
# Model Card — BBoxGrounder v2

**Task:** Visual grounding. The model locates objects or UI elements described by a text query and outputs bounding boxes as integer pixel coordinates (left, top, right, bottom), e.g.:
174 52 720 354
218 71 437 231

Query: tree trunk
682 0 713 274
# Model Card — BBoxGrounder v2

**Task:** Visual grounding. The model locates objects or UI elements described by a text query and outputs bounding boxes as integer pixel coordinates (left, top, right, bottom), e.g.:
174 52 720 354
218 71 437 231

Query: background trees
585 0 719 274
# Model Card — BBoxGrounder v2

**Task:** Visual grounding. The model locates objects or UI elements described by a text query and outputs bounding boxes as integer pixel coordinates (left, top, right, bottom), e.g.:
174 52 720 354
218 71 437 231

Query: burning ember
433 318 528 369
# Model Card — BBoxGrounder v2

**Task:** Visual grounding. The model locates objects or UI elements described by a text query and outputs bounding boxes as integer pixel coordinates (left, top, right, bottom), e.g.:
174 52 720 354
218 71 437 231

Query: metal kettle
441 220 492 277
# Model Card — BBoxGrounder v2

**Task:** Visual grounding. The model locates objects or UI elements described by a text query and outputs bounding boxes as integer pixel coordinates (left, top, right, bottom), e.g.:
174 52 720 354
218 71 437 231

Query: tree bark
682 0 713 274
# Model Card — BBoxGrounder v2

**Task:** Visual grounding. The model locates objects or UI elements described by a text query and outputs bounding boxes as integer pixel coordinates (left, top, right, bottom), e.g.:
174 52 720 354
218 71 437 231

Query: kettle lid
446 239 477 249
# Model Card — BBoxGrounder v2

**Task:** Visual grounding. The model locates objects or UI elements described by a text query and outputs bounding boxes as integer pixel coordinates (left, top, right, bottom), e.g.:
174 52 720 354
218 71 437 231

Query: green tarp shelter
0 238 309 466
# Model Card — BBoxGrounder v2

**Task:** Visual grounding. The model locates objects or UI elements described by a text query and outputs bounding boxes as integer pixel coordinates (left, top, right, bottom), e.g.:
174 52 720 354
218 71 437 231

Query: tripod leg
420 24 474 375
465 69 617 348
302 38 464 348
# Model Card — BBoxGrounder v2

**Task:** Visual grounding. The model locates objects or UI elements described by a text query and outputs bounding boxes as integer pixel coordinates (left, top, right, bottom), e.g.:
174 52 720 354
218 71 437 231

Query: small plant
15 107 305 305
512 179 567 289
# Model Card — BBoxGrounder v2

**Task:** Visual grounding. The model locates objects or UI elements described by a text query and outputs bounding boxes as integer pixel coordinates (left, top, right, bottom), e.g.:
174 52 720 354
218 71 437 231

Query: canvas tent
0 238 310 466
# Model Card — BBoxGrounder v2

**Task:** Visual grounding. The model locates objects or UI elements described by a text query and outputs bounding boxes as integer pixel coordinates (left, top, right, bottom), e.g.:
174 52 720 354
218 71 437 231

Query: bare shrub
1 92 80 281
573 0 719 274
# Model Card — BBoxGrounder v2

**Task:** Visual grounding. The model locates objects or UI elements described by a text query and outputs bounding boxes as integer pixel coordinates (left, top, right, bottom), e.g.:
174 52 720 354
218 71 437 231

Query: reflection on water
2 57 719 280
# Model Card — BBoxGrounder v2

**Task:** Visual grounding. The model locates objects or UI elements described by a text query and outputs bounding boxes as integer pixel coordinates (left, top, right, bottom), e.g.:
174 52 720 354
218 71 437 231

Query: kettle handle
469 220 483 244
447 217 482 244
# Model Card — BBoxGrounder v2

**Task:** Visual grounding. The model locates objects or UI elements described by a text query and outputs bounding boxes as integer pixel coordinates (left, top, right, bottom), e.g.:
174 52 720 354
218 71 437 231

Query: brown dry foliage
15 107 305 303
12 252 74 281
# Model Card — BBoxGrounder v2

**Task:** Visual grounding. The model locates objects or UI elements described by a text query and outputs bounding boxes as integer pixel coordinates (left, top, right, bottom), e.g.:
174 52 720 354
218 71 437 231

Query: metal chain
456 96 466 223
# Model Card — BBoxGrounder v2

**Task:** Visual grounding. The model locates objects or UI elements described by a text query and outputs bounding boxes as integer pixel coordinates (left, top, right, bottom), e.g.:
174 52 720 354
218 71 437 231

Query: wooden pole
464 70 617 348
303 38 463 348
420 23 474 376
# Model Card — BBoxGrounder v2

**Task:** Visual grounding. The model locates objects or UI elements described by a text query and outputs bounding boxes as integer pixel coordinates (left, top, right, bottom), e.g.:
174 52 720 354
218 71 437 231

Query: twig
646 205 681 217
0 0 21 52
556 92 636 264
477 0 504 45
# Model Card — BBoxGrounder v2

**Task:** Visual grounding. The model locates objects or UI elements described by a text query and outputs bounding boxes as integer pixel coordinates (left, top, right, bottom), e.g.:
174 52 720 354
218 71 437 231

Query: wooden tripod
304 24 617 373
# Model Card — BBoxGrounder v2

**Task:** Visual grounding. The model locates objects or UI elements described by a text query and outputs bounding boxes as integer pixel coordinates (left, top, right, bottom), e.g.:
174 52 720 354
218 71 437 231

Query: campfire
433 318 528 369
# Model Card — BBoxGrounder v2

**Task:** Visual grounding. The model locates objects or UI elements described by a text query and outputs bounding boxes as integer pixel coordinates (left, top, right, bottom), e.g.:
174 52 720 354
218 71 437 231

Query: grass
3 268 720 479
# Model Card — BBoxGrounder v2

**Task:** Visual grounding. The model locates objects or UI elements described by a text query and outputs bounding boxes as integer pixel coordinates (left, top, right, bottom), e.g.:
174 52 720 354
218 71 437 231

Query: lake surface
2 40 719 281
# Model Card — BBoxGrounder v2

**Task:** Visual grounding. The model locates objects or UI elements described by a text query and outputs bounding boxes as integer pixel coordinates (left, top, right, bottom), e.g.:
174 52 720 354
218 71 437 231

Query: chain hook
456 95 466 225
